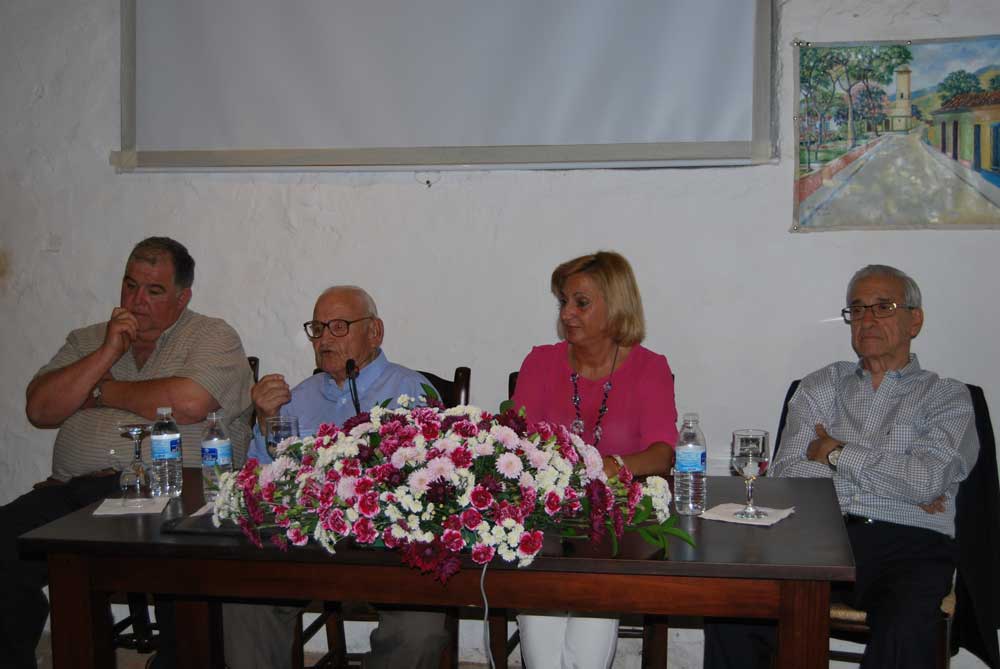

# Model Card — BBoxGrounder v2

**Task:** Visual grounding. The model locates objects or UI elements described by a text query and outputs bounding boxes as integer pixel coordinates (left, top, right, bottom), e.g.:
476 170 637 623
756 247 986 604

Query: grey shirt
770 355 977 537
35 309 254 480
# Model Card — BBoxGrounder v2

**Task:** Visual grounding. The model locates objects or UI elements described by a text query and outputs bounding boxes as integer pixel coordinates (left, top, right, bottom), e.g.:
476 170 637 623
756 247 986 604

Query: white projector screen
114 0 775 171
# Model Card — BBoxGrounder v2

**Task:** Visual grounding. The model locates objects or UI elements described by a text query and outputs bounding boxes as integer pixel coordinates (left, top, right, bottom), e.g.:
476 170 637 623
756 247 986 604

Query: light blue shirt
247 350 431 464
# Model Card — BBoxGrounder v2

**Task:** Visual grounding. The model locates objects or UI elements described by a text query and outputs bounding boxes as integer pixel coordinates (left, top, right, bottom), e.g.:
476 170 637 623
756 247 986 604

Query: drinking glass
265 415 300 459
731 429 770 519
113 421 151 507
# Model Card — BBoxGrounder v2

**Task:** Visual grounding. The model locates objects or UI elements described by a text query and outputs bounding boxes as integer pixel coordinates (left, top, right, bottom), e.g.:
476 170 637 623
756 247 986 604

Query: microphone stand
346 359 362 415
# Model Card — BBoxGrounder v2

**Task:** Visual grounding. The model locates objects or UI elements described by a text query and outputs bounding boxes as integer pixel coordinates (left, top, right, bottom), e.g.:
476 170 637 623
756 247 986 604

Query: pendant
593 425 603 443
571 418 584 435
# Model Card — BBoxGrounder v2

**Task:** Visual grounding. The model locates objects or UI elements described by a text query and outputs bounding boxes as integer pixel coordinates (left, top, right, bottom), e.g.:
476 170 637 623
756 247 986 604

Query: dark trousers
0 475 118 669
704 519 957 669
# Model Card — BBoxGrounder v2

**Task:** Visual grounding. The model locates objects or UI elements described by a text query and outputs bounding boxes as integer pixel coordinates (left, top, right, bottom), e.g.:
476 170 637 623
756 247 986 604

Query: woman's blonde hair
551 251 645 346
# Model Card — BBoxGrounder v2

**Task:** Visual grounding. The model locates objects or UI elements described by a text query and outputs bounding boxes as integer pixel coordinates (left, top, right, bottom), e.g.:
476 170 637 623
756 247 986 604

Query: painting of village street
795 35 1000 230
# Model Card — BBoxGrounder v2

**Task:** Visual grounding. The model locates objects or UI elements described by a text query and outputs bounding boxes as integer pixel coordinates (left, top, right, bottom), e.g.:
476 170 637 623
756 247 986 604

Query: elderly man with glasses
226 285 447 669
704 264 978 669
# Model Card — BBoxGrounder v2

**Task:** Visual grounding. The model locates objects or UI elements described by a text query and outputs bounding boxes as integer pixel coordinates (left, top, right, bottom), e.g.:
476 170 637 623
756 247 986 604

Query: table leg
776 580 830 669
174 598 225 668
488 608 509 669
47 553 113 669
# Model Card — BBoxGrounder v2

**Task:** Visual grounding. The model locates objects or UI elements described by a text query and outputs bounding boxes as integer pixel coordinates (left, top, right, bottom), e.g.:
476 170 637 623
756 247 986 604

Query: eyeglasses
841 302 915 323
302 316 373 339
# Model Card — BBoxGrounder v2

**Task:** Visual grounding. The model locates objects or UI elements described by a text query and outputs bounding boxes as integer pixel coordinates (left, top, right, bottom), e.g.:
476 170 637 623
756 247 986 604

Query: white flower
397 394 413 408
498 545 517 562
345 508 359 522
644 476 673 523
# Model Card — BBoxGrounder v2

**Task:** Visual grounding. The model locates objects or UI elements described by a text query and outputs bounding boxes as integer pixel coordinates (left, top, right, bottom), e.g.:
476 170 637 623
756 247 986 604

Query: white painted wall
2 1 997 667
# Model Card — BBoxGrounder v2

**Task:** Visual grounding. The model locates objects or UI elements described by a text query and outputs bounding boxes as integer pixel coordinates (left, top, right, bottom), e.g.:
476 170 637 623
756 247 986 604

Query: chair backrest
508 371 519 400
952 384 1000 667
772 379 801 458
418 367 471 408
248 356 260 383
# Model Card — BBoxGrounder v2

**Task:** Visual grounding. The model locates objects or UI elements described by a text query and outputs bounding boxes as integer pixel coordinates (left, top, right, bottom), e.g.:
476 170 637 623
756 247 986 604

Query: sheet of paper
93 497 170 516
700 503 795 527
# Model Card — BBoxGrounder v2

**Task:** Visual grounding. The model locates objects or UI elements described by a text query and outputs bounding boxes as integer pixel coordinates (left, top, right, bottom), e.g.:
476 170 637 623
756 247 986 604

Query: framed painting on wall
793 35 1000 231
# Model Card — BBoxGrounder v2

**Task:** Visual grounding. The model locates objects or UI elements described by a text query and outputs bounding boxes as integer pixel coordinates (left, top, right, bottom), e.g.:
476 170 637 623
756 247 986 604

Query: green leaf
421 383 440 402
379 398 392 408
498 399 514 414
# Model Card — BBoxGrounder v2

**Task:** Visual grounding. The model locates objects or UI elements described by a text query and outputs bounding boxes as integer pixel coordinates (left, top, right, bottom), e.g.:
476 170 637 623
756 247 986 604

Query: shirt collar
854 353 921 381
321 349 389 399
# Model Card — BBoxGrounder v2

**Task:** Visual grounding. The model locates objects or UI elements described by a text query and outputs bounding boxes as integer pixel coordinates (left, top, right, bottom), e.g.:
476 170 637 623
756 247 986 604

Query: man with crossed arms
705 264 977 669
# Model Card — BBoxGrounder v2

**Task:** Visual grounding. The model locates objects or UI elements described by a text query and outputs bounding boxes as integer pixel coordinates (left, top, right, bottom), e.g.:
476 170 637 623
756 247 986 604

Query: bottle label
201 440 232 467
152 433 181 461
675 448 706 473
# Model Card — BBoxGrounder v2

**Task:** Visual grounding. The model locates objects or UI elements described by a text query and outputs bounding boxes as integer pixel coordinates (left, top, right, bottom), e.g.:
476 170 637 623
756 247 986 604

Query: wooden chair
773 380 1000 668
295 367 471 669
499 370 670 669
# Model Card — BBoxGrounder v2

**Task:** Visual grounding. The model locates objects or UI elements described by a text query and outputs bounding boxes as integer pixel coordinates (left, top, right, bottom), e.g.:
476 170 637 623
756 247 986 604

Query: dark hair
128 237 195 289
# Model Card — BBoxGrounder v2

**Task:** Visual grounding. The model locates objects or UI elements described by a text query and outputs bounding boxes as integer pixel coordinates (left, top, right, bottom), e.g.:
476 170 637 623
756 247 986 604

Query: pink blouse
511 341 678 456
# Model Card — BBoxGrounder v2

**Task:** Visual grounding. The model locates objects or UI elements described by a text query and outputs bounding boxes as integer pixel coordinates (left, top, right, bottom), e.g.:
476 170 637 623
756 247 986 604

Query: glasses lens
304 321 322 338
329 320 349 336
874 302 896 318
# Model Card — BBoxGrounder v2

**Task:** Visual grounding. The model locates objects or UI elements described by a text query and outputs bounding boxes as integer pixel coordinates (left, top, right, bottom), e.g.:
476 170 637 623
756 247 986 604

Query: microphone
345 359 361 415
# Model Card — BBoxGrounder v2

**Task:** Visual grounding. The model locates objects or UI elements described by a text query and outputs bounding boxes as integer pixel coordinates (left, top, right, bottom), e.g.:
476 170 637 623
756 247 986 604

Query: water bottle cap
207 410 222 421
157 406 172 415
682 412 699 423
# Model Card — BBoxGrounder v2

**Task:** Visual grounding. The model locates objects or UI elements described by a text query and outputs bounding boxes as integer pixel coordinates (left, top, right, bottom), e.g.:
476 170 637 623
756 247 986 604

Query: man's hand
806 424 843 463
252 374 291 421
101 307 139 360
920 495 946 514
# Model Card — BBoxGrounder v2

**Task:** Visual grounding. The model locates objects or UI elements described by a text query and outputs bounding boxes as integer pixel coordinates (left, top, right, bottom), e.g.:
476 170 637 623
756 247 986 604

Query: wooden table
20 472 854 669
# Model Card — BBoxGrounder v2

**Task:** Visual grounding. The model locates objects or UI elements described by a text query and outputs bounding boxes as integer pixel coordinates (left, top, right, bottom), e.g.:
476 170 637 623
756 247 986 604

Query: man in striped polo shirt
3 237 253 669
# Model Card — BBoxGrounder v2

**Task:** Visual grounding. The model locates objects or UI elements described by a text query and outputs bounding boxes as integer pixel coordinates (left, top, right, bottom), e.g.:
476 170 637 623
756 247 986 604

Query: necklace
570 345 619 447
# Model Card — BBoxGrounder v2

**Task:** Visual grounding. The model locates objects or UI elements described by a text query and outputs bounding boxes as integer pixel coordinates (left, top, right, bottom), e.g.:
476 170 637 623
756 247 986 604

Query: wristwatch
827 446 844 470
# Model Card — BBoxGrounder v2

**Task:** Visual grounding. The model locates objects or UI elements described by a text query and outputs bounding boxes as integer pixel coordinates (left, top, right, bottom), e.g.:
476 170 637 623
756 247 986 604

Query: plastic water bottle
674 412 707 515
150 407 183 497
200 411 232 504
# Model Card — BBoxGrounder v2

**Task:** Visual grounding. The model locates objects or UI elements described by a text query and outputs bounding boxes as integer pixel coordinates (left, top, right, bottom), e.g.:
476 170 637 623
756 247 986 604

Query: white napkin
700 503 795 526
93 497 170 515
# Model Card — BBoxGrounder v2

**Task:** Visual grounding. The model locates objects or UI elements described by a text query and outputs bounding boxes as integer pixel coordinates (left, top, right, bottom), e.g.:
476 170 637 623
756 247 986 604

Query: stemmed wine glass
113 421 151 507
731 429 770 519
265 415 300 460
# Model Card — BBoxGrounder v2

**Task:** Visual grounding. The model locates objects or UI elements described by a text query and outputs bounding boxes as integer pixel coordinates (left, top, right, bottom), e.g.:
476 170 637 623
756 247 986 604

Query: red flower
470 486 494 510
270 534 289 552
544 491 562 516
441 529 466 552
382 527 403 549
316 422 339 440
517 530 544 557
322 508 349 535
444 514 463 531
261 482 277 503
341 458 362 477
449 447 473 469
421 423 440 440
354 476 375 495
471 543 496 565
353 517 378 544
451 420 479 438
287 526 309 546
357 491 380 518
460 508 483 530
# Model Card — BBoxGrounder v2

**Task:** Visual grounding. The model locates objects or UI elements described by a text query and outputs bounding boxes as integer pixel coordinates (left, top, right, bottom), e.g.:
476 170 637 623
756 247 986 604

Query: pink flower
544 490 563 516
517 530 544 558
470 486 494 510
337 476 357 501
460 508 483 530
341 458 362 477
357 491 380 518
287 526 309 547
471 543 496 565
408 468 433 495
442 529 465 552
353 517 378 544
490 425 519 450
496 452 523 479
426 456 456 481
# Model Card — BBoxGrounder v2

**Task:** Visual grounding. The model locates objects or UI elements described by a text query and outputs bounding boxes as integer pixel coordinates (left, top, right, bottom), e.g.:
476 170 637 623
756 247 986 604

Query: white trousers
516 612 619 669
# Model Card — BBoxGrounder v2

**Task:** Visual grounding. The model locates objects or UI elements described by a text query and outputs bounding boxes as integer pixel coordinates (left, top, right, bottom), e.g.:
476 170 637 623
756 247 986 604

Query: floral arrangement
214 397 693 583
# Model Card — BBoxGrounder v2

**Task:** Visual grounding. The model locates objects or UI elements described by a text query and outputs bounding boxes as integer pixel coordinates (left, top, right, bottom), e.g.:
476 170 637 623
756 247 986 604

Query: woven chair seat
830 588 956 625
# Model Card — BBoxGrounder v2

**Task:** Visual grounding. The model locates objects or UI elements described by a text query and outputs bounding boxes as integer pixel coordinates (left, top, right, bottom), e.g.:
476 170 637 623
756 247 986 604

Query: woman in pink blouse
512 250 678 669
